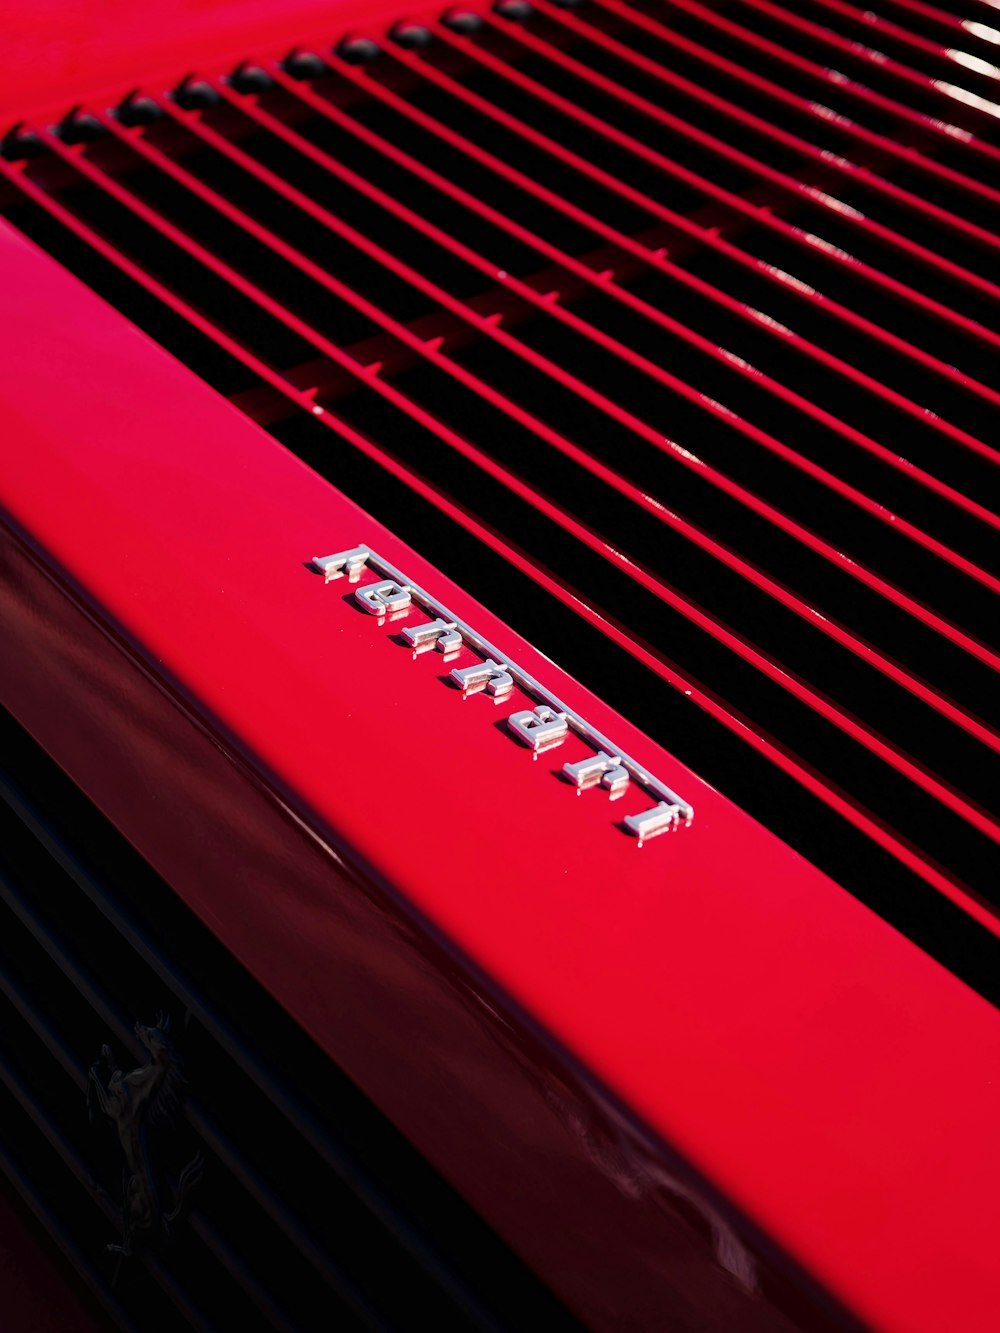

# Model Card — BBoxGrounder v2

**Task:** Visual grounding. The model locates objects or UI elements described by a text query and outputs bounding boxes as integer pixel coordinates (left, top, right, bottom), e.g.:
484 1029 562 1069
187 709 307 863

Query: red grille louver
1 0 999 1330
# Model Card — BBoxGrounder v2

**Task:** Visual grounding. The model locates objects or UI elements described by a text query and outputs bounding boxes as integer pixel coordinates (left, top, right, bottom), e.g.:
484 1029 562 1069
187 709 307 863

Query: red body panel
0 0 446 127
2 178 1000 1333
0 1179 110 1332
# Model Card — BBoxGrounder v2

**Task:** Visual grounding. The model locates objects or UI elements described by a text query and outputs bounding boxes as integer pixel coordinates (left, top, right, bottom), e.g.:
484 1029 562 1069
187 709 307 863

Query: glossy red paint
0 1180 110 1332
2 172 1000 1333
0 0 446 127
2 516 822 1333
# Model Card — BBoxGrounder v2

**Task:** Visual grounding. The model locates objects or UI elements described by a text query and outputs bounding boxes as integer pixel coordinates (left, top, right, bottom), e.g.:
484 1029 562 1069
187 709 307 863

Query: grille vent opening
1 0 998 1002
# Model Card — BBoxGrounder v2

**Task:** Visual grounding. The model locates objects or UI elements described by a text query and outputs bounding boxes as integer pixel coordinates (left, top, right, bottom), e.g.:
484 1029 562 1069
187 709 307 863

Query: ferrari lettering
356 579 412 615
451 659 514 699
507 706 570 753
624 802 687 845
402 617 462 654
312 545 694 842
563 751 630 797
312 545 371 583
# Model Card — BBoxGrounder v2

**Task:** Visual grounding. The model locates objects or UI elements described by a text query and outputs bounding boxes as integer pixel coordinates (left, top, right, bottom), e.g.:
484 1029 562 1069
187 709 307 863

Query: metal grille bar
442 14 1000 354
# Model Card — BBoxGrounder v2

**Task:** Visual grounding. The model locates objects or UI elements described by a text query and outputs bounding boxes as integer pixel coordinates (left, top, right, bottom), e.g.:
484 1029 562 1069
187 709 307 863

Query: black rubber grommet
57 111 107 144
391 22 435 48
283 51 328 80
336 36 383 64
0 126 47 161
230 64 274 94
443 10 486 33
117 94 165 127
494 0 535 18
173 79 222 110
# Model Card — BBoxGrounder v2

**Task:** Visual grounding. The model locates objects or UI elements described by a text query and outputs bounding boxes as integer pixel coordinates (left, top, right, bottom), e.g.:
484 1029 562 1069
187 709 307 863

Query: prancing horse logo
88 1014 203 1258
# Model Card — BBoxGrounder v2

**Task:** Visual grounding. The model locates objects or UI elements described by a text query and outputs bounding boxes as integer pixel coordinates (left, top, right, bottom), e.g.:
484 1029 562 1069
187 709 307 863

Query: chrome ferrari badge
312 546 693 843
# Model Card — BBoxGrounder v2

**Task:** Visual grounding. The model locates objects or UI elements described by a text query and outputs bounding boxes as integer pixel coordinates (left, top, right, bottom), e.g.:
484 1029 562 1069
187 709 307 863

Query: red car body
1 2 998 1330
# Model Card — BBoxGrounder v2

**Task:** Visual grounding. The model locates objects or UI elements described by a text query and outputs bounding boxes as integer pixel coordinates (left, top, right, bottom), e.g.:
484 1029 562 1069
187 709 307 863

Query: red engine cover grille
4 0 997 966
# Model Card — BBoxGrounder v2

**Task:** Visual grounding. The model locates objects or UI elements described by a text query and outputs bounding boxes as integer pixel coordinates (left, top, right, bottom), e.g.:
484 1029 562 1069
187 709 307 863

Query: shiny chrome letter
451 659 514 698
312 545 371 583
625 802 684 845
562 751 629 796
402 617 463 654
356 580 413 615
507 706 570 753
